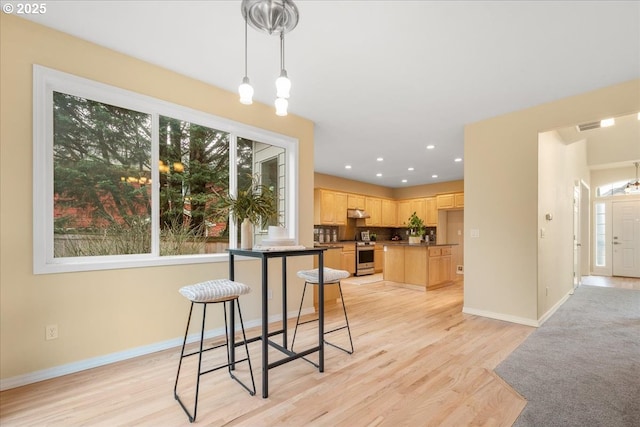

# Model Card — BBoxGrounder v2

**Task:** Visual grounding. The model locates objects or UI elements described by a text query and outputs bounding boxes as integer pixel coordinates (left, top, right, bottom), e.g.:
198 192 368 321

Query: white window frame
33 65 298 274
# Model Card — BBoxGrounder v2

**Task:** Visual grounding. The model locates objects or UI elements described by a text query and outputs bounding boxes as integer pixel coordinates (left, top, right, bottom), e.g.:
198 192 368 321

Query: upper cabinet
365 197 382 226
314 189 347 225
347 194 365 210
397 200 411 227
425 197 437 226
381 199 397 227
436 192 464 210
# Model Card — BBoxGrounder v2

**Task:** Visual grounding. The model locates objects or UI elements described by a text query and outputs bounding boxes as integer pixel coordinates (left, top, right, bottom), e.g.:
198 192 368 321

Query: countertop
382 242 457 247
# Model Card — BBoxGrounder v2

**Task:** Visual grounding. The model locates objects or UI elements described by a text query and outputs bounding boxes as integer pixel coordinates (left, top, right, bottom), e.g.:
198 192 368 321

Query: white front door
612 200 640 278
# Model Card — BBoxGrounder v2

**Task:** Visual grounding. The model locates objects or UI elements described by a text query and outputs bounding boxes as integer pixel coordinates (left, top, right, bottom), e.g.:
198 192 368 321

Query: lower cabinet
383 244 454 289
374 245 384 273
313 247 342 309
341 245 356 275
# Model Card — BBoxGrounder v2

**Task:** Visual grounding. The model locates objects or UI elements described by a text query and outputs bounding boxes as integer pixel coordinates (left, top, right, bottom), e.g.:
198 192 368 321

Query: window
34 65 298 274
594 202 606 267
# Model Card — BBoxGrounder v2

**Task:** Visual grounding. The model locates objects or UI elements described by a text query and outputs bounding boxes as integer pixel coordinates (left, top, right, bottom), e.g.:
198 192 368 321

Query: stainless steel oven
356 242 375 276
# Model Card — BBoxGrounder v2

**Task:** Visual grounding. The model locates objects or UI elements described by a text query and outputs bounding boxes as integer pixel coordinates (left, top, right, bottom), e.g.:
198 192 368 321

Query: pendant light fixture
624 162 640 194
275 32 290 116
240 0 299 116
238 17 254 105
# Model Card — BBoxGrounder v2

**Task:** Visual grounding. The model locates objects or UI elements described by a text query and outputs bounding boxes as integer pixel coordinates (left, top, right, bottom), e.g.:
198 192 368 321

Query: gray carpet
495 285 640 427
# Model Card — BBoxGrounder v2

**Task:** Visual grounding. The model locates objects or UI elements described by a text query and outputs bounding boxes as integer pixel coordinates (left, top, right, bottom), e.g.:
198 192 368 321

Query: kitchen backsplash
313 225 436 243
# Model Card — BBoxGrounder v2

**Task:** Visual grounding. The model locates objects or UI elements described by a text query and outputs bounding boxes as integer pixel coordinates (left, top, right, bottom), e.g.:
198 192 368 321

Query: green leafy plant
407 212 425 237
217 174 277 229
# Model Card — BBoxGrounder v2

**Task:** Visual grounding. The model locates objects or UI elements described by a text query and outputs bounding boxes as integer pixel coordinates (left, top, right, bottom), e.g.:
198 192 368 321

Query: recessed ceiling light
426 145 435 150
376 173 382 177
600 118 615 127
376 157 383 162
454 158 462 162
402 179 407 183
408 167 414 171
432 174 438 178
345 165 352 169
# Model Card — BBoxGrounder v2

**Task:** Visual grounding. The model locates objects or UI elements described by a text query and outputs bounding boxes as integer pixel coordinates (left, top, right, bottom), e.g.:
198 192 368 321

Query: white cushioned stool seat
179 279 251 302
296 267 350 284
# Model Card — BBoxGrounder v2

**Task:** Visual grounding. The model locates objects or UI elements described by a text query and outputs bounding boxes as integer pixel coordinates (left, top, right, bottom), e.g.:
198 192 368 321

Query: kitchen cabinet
397 200 411 227
383 246 404 282
347 194 365 210
409 198 426 223
427 246 453 288
425 197 437 226
381 199 397 227
404 246 427 286
314 189 347 225
312 247 342 309
436 192 464 210
341 244 356 275
383 244 454 289
365 197 382 226
374 244 384 273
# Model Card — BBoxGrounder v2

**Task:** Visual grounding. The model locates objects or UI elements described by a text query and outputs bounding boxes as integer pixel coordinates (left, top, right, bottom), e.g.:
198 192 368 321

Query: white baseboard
0 307 313 391
462 288 573 328
462 306 540 327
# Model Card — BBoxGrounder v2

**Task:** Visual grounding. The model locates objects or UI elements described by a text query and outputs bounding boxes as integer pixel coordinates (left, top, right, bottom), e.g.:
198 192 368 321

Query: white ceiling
18 1 640 187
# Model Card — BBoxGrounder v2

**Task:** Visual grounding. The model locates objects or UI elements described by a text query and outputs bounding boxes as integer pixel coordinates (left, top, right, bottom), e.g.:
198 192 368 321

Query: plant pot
408 235 421 244
240 218 253 249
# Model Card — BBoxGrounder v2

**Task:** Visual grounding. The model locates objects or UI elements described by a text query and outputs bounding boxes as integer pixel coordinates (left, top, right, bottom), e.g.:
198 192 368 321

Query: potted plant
407 212 425 244
217 175 277 249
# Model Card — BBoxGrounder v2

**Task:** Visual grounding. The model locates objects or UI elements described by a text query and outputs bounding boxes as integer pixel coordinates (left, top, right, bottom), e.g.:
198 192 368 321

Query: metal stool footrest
291 279 354 357
174 293 255 423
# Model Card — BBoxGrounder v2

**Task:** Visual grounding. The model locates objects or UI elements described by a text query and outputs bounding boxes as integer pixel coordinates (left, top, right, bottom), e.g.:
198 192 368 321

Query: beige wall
314 173 464 201
0 15 315 384
464 78 640 325
314 173 395 198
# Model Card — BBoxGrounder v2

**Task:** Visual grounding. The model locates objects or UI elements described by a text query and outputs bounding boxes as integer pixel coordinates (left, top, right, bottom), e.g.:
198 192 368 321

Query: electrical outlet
46 324 58 340
268 289 273 300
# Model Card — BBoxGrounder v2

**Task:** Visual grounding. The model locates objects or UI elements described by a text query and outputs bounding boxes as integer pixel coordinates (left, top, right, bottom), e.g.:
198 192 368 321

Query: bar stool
292 268 354 355
174 279 256 423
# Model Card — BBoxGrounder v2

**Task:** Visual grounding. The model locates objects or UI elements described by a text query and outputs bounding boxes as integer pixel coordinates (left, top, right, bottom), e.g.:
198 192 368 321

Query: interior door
612 200 640 278
573 186 581 289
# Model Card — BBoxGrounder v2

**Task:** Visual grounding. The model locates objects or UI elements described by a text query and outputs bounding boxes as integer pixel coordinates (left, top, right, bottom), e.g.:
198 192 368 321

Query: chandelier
239 0 300 116
625 162 640 194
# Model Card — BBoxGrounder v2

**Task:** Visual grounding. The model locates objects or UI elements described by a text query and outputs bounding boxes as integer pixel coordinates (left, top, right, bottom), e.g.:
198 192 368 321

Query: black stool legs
174 298 255 423
291 281 354 355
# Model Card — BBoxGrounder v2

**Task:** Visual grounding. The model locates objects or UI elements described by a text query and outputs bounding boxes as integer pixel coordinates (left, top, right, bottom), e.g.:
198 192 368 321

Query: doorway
612 200 640 278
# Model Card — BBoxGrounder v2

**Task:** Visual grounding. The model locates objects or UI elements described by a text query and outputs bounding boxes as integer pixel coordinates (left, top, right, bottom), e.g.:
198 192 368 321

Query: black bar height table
227 247 327 398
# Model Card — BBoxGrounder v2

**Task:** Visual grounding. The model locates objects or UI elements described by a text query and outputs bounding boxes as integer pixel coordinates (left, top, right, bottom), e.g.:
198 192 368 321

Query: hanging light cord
244 18 249 78
280 32 285 71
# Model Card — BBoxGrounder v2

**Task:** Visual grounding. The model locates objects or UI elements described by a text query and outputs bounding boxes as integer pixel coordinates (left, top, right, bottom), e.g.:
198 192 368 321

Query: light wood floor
2 275 634 426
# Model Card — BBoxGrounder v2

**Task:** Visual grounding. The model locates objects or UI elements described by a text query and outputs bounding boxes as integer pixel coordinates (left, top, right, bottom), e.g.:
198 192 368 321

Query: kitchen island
383 243 457 290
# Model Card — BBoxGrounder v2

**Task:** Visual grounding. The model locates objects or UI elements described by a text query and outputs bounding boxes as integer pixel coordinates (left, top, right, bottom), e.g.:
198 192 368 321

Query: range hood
347 208 370 219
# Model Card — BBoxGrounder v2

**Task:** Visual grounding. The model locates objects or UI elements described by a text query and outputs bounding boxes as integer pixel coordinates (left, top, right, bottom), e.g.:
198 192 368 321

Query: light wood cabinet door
397 200 411 227
436 194 455 209
334 192 348 225
319 190 335 224
381 199 397 227
409 198 426 223
425 197 437 226
365 197 382 226
440 255 452 283
341 246 355 275
454 192 464 208
314 189 347 225
383 246 405 283
347 194 365 210
374 246 384 273
428 256 441 287
404 246 427 286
